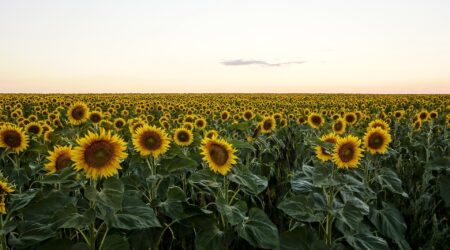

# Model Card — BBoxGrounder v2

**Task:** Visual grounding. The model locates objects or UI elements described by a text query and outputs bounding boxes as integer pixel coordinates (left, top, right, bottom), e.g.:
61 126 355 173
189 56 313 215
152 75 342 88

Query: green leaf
228 170 268 196
336 198 369 231
160 154 198 173
195 224 226 250
189 169 221 194
290 177 313 193
236 208 279 249
8 221 56 248
97 177 124 211
106 191 160 229
369 203 410 250
345 233 389 250
230 139 255 151
376 167 408 197
278 194 325 222
100 234 130 250
438 175 450 207
8 189 39 213
280 227 325 250
159 186 187 219
216 197 247 226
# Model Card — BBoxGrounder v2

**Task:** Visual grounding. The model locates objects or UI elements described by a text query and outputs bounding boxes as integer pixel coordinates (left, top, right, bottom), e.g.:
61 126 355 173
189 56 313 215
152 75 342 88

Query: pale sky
0 0 449 93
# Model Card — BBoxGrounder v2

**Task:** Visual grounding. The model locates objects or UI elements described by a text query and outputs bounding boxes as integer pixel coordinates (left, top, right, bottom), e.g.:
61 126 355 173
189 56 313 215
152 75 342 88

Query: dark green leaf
100 234 130 250
236 208 279 249
278 194 325 222
216 197 247 226
229 170 268 196
438 175 450 207
345 233 389 250
376 167 408 197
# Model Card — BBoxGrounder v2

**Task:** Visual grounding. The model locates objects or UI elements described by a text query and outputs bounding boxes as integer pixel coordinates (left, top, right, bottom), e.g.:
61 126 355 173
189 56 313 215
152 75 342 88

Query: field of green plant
0 94 448 250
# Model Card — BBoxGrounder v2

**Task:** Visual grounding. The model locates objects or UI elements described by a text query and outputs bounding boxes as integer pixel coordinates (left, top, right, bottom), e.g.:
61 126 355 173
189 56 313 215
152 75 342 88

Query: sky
0 0 449 94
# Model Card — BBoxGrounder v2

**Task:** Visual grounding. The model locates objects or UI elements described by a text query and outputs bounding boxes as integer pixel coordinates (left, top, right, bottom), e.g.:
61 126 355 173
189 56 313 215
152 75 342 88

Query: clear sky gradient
1 0 449 93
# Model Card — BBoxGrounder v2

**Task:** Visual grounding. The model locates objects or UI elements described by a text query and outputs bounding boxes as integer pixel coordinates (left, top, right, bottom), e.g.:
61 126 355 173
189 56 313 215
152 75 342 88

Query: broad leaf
236 208 279 249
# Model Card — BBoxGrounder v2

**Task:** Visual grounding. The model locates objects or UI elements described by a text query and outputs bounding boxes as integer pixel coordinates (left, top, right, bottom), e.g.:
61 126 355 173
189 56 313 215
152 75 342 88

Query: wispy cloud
221 59 306 67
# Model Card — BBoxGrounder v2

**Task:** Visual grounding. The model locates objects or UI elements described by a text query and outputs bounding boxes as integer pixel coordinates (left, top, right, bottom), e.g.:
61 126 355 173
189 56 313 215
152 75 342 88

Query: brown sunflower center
221 113 228 120
2 130 22 148
321 147 331 156
311 116 322 125
244 112 252 119
28 125 41 135
177 131 190 142
140 131 162 151
84 140 114 168
196 120 205 127
263 120 273 130
334 122 343 131
395 112 401 118
90 113 102 123
115 120 124 128
368 133 384 149
55 153 72 170
338 142 355 163
71 106 86 120
345 115 355 123
208 143 229 166
419 113 427 119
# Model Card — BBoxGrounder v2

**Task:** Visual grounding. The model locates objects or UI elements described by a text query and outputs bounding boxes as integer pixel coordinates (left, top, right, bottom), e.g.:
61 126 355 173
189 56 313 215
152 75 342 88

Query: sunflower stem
1 215 7 250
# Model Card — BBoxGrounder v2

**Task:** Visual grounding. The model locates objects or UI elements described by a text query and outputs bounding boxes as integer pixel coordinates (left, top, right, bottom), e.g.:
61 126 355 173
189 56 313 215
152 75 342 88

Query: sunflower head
413 120 422 131
243 110 254 121
332 118 346 134
71 129 128 180
133 125 170 158
344 112 357 125
174 128 194 146
315 133 339 162
114 118 126 129
363 127 392 155
0 124 29 153
45 145 73 174
68 102 90 125
89 111 103 124
368 119 390 132
332 135 363 169
418 110 430 121
26 122 43 136
308 113 324 129
200 137 237 176
194 118 207 130
260 116 276 134
205 130 219 139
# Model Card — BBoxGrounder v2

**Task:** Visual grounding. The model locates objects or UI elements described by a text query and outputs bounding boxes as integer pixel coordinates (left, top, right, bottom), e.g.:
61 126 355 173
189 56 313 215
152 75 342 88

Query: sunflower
413 120 422 131
71 129 128 180
280 118 288 128
332 135 363 169
430 111 438 119
243 110 254 121
114 118 126 129
418 110 430 121
260 116 276 134
0 179 14 215
133 125 170 158
220 111 230 121
194 118 207 130
200 137 237 176
26 122 43 136
205 130 219 139
173 128 194 146
368 119 390 132
45 145 73 174
89 111 103 124
344 112 357 125
0 124 29 153
308 113 324 129
315 133 339 162
363 127 392 154
68 102 90 125
332 118 346 134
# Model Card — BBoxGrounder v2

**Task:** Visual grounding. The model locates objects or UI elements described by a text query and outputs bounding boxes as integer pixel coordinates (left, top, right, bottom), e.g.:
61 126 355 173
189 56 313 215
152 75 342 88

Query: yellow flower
307 113 324 129
260 116 276 134
132 125 170 158
0 124 29 153
45 145 73 174
173 128 194 146
68 102 90 125
332 135 363 169
200 137 237 176
315 133 339 162
71 129 128 180
363 127 392 154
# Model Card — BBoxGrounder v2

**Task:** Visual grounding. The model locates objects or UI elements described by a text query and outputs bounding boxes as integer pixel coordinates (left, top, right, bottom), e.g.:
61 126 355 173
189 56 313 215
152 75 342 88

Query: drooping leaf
376 167 408 197
345 233 389 250
100 234 130 250
236 208 279 249
216 197 247 226
278 194 325 222
229 170 268 196
369 203 410 250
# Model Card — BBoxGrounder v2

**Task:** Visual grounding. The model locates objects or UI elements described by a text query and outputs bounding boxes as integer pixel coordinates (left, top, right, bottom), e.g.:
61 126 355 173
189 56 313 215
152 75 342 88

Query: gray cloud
221 59 306 67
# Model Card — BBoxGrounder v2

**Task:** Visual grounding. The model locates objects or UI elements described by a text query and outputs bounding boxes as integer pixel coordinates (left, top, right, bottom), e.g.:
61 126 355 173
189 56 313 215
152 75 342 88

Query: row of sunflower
0 94 448 249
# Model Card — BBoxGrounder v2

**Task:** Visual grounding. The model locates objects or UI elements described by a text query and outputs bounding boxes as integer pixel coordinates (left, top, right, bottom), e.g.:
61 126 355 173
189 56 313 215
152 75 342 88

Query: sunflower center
28 125 41 135
115 121 124 127
420 113 427 119
334 122 342 131
196 120 204 127
84 140 114 168
338 142 355 163
346 115 355 123
244 112 252 119
71 106 86 120
208 144 229 166
90 114 101 123
55 153 71 170
177 131 190 142
368 133 384 149
263 120 273 130
140 132 162 150
311 116 321 125
2 130 22 148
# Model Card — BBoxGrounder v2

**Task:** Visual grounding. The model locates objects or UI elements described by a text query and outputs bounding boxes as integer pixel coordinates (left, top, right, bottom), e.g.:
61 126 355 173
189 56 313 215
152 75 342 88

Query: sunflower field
0 94 449 250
